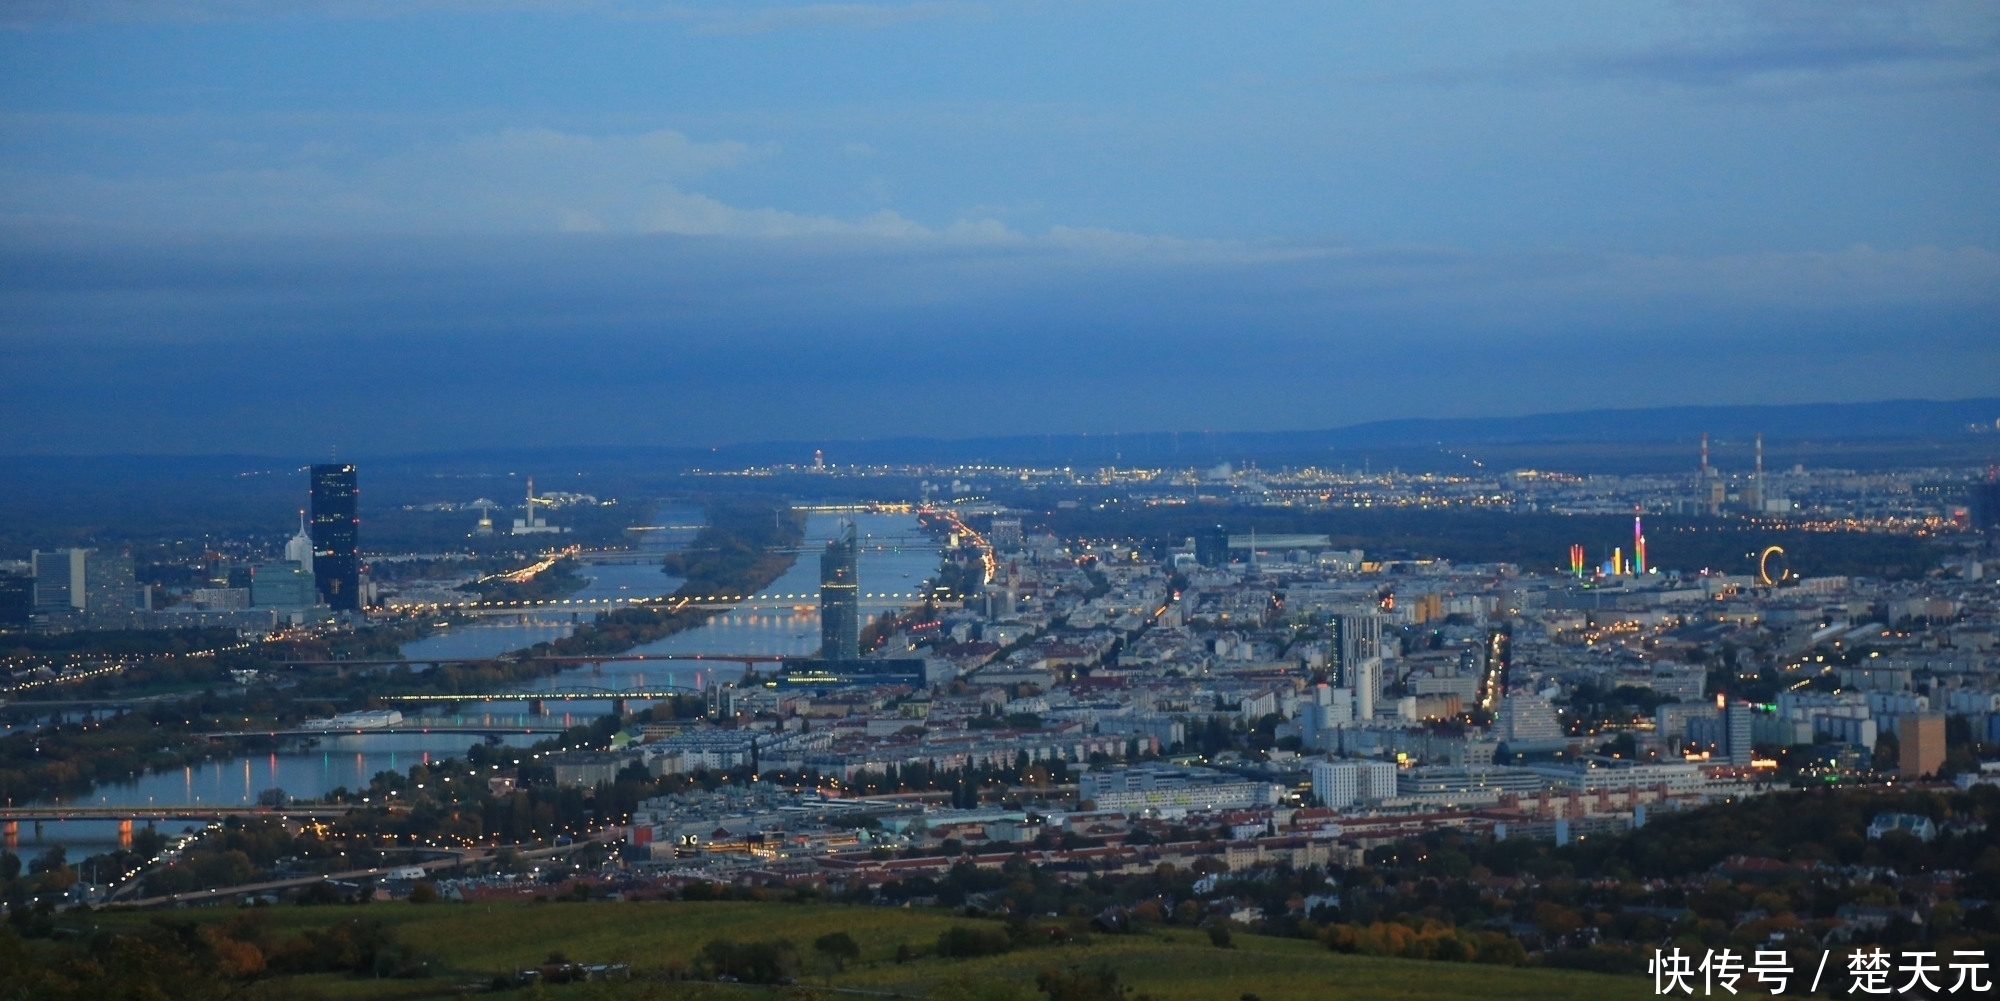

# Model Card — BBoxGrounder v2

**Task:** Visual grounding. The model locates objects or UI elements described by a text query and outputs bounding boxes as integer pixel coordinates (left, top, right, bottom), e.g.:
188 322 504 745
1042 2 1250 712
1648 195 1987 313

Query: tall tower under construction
819 522 860 660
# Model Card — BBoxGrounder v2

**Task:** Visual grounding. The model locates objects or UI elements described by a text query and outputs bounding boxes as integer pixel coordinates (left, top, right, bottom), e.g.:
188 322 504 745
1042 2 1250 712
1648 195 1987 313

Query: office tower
1899 713 1946 778
1742 433 1765 511
82 550 134 627
1726 701 1754 766
0 572 30 628
31 548 80 614
310 463 361 611
819 522 859 660
1330 612 1383 686
1194 525 1229 568
29 548 133 627
1973 478 2000 553
251 562 317 609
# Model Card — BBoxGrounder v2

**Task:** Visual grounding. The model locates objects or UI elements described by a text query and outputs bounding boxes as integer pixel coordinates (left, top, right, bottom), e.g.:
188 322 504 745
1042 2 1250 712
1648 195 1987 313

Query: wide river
16 510 939 860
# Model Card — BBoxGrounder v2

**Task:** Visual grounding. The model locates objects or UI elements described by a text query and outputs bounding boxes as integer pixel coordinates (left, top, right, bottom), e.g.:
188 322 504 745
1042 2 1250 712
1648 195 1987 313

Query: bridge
0 805 354 824
207 725 558 739
280 652 789 669
378 686 696 715
375 590 961 615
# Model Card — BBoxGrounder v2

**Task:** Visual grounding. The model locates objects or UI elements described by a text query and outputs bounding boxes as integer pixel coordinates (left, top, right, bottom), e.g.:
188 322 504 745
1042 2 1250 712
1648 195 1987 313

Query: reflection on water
20 512 942 862
396 504 699 662
16 732 538 861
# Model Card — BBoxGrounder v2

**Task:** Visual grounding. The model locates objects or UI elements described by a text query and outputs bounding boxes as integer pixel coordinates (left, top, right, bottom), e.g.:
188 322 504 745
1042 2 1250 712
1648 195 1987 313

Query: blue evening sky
1 1 1995 454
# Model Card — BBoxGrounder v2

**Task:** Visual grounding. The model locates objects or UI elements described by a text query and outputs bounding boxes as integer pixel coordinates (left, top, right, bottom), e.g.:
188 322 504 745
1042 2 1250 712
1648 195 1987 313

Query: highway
117 830 612 908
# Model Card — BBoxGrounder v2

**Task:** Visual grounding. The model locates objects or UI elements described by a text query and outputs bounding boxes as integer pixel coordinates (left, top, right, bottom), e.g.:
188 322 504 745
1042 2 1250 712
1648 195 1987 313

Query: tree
1037 966 1138 1001
814 931 860 972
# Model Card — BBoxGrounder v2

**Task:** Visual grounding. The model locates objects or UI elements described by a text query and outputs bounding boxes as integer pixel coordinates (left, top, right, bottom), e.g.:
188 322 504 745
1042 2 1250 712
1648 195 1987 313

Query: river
14 509 940 860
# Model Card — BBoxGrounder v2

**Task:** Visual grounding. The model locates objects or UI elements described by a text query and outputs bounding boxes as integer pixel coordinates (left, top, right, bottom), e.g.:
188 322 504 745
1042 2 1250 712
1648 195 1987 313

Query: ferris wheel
1756 545 1792 587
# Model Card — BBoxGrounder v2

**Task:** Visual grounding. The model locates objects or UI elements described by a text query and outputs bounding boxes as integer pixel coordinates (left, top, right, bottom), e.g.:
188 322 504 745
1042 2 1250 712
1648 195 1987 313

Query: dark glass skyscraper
310 463 361 610
1194 525 1229 568
819 522 859 660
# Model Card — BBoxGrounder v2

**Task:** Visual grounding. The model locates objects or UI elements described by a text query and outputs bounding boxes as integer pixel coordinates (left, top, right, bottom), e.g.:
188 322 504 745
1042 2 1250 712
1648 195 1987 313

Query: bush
695 938 800 984
937 925 1014 958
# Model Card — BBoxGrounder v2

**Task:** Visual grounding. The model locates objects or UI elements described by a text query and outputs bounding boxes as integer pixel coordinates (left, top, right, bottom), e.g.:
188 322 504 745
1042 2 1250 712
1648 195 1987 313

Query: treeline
0 627 239 661
1 912 430 998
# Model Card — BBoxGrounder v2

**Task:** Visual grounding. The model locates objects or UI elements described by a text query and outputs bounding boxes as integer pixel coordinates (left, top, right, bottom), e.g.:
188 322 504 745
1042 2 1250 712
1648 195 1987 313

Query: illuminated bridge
373 591 962 616
0 805 354 824
279 652 790 669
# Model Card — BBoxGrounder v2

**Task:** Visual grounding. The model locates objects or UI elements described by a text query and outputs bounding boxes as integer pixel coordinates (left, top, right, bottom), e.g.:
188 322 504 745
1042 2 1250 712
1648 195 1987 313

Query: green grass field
80 901 1655 1000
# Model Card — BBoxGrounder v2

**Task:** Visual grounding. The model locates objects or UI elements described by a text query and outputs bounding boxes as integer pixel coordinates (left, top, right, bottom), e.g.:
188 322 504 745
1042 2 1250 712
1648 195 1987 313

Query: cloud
680 2 984 36
0 125 997 238
0 0 989 31
1392 0 2000 93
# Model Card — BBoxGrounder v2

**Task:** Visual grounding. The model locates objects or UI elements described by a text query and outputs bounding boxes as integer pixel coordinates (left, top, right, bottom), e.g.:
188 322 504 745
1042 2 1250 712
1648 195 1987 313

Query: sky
1 0 1996 456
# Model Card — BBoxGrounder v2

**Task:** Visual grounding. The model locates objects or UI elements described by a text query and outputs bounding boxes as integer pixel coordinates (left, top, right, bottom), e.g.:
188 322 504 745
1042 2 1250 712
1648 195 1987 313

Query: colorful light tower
1569 543 1585 578
1633 513 1647 575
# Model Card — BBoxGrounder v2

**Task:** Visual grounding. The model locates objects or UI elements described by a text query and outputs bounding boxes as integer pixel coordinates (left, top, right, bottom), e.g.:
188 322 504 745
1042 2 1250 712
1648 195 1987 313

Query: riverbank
528 497 805 658
0 498 801 809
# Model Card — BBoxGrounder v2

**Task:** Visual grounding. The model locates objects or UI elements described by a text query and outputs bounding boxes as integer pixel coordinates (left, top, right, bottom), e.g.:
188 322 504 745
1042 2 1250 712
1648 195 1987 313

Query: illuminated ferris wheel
1756 545 1792 587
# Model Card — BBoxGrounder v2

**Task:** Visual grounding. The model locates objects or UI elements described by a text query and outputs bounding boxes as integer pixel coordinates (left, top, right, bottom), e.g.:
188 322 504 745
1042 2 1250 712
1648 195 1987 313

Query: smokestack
1700 432 1710 475
1755 433 1764 480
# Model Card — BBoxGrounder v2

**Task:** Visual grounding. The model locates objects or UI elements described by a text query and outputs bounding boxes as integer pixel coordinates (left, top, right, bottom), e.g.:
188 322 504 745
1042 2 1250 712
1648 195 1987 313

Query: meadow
70 899 1653 1001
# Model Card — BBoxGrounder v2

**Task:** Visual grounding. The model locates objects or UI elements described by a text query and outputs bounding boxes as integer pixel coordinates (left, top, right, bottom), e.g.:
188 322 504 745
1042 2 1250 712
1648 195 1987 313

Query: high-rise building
1497 694 1564 745
1194 525 1229 568
1311 760 1359 809
29 548 134 627
1330 612 1383 686
1973 480 2000 552
31 548 79 614
0 572 30 629
1352 656 1381 721
83 550 134 627
987 518 1023 549
819 522 859 660
251 562 318 609
1310 759 1398 809
310 463 361 611
1357 760 1398 800
1726 701 1754 766
1899 713 1947 778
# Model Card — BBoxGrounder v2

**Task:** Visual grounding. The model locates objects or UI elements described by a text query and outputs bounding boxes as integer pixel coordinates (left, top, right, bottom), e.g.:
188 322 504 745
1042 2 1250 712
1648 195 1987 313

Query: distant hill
367 395 2000 468
1319 397 2000 447
615 396 2000 468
